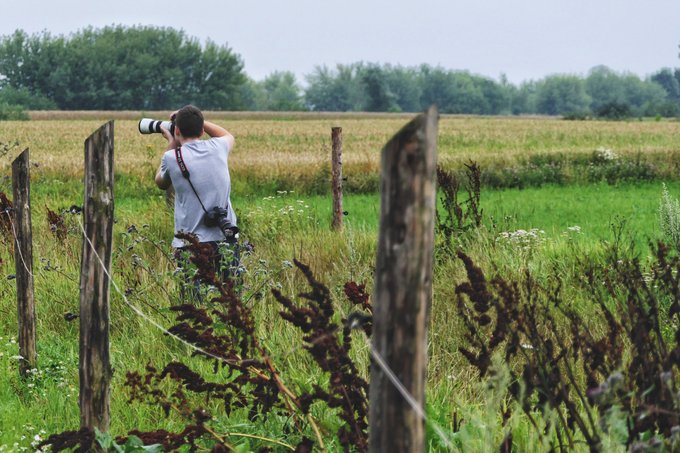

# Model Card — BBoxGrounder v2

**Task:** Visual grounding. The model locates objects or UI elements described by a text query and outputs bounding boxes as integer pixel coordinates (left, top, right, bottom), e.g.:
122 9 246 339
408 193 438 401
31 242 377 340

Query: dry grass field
2 112 679 193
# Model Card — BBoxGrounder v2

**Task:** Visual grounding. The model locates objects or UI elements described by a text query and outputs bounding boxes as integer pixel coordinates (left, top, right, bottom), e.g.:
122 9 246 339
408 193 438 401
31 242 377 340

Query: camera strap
174 144 210 215
174 144 236 242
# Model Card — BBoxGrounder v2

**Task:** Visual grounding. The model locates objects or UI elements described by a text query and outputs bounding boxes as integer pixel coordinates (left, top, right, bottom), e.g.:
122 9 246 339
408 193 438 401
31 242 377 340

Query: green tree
382 65 422 112
239 77 268 110
0 26 246 110
360 64 398 112
585 66 626 113
586 66 671 117
260 71 306 111
651 68 680 104
418 65 508 114
510 81 538 114
0 85 56 109
479 75 512 115
304 64 364 111
419 65 457 113
620 73 668 116
535 74 591 116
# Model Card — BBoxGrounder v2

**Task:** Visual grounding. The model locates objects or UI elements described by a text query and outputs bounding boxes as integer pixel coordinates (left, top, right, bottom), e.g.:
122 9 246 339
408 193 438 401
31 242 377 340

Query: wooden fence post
79 121 114 432
12 148 37 376
331 127 343 231
369 106 438 452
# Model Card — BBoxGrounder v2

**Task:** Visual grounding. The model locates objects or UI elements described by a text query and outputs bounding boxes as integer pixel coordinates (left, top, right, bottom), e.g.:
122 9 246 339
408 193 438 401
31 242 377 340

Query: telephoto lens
138 118 175 135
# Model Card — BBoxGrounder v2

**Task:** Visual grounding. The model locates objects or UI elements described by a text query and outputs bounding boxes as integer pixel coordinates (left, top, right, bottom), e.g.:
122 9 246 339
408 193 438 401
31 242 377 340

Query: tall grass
2 115 680 450
2 176 678 449
659 183 680 252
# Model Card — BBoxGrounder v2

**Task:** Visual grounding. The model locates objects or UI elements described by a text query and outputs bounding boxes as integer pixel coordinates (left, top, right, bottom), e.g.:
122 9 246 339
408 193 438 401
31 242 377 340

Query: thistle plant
435 162 483 248
455 239 680 452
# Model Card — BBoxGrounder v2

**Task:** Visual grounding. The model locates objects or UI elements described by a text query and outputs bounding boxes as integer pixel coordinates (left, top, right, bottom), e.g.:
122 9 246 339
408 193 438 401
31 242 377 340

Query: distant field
2 112 680 194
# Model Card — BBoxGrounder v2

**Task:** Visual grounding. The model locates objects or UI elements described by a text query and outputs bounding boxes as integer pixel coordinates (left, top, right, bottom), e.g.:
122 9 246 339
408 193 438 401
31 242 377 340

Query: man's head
174 105 204 139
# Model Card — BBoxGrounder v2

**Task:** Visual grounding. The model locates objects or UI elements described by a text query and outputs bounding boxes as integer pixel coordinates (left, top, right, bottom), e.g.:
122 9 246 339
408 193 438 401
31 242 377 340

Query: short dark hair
175 105 204 138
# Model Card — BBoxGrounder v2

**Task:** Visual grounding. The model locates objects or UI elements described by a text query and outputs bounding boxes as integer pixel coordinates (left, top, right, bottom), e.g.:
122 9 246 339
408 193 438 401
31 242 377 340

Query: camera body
204 206 238 240
138 118 175 135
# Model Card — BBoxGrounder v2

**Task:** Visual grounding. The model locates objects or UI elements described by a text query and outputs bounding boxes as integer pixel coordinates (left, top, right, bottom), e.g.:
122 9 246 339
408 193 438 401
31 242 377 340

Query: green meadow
1 114 679 451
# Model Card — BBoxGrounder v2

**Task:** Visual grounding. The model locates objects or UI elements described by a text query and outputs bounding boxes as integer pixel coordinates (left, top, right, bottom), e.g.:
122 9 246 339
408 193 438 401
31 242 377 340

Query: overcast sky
2 0 679 85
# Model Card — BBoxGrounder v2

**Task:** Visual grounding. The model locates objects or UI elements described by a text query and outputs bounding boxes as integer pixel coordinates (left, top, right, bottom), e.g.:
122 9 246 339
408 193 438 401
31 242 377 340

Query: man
155 105 239 286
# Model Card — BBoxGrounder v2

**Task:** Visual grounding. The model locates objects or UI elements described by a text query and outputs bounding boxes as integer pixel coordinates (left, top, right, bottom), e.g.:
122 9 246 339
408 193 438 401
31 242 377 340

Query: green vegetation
0 27 246 110
659 183 680 252
1 115 680 450
1 26 680 116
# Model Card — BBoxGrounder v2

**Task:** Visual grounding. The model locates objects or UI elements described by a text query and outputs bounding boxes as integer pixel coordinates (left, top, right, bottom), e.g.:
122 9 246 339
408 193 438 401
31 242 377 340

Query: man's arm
155 164 171 190
155 126 175 190
204 120 235 151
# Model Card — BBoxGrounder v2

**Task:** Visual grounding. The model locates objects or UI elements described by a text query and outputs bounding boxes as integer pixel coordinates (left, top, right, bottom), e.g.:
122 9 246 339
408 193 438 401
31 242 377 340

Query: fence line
7 110 446 448
76 216 454 449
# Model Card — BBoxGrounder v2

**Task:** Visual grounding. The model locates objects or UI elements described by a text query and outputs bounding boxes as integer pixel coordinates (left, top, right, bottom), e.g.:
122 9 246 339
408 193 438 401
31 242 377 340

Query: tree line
1 25 679 118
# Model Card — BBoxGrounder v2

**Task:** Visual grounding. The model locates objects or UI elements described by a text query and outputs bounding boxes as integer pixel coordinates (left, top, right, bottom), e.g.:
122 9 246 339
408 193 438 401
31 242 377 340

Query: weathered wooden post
369 106 438 452
331 127 343 230
79 121 114 432
12 148 37 376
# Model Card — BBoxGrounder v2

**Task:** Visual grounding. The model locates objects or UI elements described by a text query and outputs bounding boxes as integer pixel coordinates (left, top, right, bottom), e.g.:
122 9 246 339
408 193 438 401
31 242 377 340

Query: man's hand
160 125 178 150
203 120 235 150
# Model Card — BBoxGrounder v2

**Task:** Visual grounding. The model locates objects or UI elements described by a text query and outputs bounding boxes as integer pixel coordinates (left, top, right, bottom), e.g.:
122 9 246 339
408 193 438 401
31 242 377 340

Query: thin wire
78 218 454 449
77 217 242 367
4 209 35 278
356 328 454 450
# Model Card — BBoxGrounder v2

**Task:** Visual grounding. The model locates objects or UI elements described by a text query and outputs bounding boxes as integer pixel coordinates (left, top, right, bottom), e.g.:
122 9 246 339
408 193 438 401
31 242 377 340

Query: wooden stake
12 148 37 376
369 106 438 452
331 127 343 231
79 121 114 432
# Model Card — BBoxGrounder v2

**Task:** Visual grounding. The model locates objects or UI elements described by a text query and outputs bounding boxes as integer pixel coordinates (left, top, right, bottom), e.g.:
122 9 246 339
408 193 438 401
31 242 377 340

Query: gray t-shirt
159 136 236 248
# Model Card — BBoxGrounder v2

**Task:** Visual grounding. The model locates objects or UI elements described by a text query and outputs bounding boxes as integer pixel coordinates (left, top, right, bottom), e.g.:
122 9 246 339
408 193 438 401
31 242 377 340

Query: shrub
594 102 632 120
0 102 29 120
0 86 56 110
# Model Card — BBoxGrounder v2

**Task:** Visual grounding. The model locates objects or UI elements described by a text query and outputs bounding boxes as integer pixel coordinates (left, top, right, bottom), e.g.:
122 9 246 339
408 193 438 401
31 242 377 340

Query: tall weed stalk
436 162 483 247
454 240 680 452
660 183 680 252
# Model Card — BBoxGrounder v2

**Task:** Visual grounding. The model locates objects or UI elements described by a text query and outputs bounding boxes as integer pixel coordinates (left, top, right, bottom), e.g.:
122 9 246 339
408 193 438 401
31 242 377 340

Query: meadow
1 113 680 451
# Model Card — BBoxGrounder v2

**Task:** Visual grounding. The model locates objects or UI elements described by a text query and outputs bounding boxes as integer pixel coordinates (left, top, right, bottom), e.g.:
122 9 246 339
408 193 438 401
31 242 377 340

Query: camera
138 118 175 135
204 207 239 240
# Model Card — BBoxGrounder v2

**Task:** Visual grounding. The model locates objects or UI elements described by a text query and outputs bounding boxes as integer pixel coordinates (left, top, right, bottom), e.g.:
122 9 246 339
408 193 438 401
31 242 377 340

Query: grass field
3 113 680 191
1 113 680 451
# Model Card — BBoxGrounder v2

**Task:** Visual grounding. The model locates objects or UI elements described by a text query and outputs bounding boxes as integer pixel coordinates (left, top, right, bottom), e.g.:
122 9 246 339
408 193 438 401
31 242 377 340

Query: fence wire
70 217 455 449
4 209 35 279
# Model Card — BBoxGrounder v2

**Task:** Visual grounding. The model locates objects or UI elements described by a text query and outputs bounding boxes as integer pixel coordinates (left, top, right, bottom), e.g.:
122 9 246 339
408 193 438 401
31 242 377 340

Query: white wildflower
595 147 618 161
